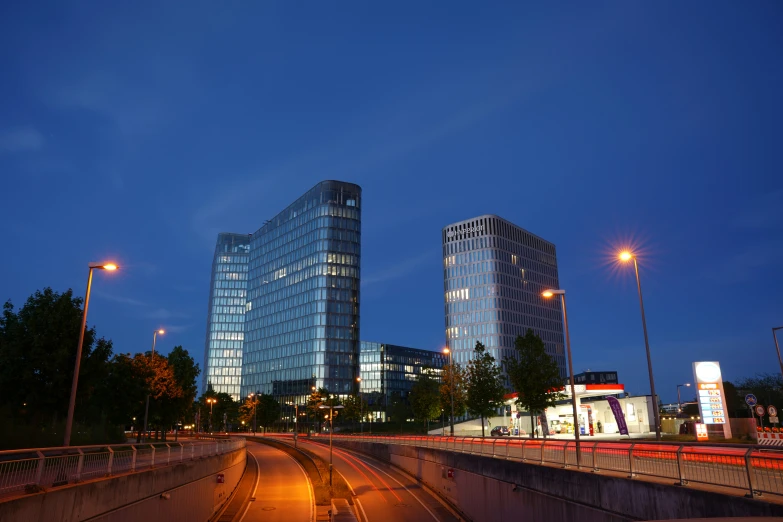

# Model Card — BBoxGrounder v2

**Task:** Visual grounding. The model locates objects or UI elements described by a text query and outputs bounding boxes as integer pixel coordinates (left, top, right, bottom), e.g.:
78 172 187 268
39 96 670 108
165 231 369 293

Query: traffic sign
768 405 778 417
745 394 757 407
771 416 780 424
755 405 766 417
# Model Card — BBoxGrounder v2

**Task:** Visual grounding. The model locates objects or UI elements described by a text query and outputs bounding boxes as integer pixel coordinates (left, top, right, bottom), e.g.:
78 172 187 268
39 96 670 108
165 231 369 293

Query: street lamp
443 347 455 436
206 398 217 433
542 289 581 468
287 402 301 447
677 383 691 413
64 262 118 447
319 403 344 487
356 377 364 435
248 393 258 435
773 327 783 380
142 329 166 442
618 250 661 440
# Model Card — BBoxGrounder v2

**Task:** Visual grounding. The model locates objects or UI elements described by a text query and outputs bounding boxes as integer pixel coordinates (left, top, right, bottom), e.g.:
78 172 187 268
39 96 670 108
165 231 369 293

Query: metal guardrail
331 434 783 498
0 438 246 499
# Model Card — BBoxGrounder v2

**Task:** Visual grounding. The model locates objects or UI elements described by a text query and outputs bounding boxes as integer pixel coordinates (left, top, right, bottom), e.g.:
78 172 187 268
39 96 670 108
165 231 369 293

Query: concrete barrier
335 440 783 522
0 446 245 522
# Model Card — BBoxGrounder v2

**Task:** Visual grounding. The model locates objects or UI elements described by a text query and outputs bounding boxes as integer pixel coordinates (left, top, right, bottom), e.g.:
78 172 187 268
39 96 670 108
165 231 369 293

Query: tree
465 341 505 437
388 392 412 432
0 289 115 446
736 373 783 424
256 393 279 433
342 394 368 432
410 371 441 431
198 391 238 433
239 395 258 432
307 387 331 432
160 346 200 440
505 329 565 438
440 362 468 426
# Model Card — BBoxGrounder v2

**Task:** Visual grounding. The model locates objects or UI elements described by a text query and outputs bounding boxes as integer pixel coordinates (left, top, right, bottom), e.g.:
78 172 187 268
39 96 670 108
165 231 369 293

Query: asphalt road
238 441 314 522
296 438 460 522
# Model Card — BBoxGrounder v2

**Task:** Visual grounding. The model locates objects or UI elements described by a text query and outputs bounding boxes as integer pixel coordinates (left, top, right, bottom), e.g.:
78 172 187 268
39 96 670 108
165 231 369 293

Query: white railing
331 434 783 498
0 438 245 499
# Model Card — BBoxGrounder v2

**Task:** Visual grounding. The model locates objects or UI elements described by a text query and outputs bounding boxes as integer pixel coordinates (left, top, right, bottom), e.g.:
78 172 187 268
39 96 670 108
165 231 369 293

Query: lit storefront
502 384 656 437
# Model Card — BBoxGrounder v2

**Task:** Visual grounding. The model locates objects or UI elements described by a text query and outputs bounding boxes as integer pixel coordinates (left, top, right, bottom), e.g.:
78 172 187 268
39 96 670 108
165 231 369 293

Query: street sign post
768 405 777 417
755 404 766 428
745 394 757 407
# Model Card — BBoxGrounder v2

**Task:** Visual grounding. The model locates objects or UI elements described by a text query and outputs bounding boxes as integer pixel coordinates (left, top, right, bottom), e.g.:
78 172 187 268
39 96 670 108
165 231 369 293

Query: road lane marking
354 497 369 522
288 448 315 522
337 448 441 522
237 447 261 522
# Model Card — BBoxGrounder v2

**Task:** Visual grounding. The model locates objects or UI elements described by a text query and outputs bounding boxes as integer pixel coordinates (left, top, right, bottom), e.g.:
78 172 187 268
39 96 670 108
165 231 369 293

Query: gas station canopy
503 383 626 404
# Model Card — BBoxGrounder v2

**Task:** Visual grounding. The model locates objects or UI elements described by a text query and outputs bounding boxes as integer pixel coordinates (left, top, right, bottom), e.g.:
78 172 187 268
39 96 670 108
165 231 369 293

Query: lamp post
142 329 166 442
676 383 691 413
287 403 300 447
618 251 661 440
319 403 344 487
64 262 118 447
443 348 455 436
206 398 216 433
773 327 783 380
357 377 364 435
542 289 581 468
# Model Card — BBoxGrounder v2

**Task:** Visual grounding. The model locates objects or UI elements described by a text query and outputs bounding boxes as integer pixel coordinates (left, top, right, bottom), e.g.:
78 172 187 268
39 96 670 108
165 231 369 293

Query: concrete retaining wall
0 448 246 522
335 441 783 522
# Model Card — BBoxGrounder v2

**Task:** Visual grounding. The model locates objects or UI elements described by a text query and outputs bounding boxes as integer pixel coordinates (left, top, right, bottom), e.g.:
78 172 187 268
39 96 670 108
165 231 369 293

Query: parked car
490 426 510 437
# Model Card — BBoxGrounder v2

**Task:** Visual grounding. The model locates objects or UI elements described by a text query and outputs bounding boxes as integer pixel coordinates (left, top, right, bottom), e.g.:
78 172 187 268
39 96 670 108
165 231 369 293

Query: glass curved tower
241 181 362 404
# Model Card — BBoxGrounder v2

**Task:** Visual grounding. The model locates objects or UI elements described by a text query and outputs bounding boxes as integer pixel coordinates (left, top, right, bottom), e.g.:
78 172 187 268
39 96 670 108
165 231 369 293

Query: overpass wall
0 446 245 522
335 441 783 522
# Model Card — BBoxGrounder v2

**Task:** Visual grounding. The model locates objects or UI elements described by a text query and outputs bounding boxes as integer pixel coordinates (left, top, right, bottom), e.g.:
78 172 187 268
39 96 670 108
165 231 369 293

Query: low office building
359 341 447 421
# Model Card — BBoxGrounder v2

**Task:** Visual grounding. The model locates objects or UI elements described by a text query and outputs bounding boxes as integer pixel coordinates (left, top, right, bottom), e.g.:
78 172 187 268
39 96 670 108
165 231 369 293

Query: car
490 426 510 437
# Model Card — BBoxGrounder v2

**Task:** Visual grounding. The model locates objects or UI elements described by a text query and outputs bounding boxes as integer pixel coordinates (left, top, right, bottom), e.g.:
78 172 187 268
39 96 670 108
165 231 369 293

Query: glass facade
442 215 566 381
359 341 447 420
202 232 251 400
241 181 362 404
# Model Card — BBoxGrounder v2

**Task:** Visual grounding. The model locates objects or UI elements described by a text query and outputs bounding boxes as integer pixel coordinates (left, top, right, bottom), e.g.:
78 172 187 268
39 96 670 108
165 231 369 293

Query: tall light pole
619 251 661 440
773 327 783 380
357 377 363 434
142 329 166 442
249 393 258 435
64 262 118 447
443 348 455 436
542 289 581 468
676 383 691 413
319 403 344 487
207 398 216 432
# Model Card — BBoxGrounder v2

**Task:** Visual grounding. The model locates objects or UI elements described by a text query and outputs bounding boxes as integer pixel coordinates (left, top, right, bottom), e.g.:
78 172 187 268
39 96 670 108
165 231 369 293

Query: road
238 441 313 522
295 437 460 522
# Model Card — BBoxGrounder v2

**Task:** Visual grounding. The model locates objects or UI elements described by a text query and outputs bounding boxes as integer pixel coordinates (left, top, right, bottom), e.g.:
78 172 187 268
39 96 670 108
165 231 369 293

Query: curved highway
295 437 460 522
238 440 314 522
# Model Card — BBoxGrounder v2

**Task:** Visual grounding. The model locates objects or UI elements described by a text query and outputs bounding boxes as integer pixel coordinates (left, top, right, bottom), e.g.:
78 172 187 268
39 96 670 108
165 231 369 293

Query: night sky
1 2 781 403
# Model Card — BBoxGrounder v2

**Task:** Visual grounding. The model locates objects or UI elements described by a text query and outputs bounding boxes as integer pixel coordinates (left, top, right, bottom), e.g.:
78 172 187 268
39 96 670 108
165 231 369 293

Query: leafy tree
736 374 783 424
388 392 412 432
198 391 238 432
505 329 565 438
342 394 368 432
465 341 506 437
0 289 115 445
239 395 259 432
256 393 279 433
156 346 200 440
307 387 331 432
409 371 441 431
440 362 467 429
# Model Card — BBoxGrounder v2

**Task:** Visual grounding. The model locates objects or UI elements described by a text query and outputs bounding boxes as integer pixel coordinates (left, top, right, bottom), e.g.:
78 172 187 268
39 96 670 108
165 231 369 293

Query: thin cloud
93 291 147 307
144 308 190 320
362 252 434 287
0 127 44 153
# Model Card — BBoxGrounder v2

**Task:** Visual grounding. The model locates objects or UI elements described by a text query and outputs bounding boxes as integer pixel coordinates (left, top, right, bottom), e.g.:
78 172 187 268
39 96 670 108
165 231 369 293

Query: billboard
692 361 732 439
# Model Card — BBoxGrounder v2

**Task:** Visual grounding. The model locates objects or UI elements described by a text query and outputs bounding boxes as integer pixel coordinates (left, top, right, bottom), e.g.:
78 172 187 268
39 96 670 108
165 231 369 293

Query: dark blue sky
2 2 781 402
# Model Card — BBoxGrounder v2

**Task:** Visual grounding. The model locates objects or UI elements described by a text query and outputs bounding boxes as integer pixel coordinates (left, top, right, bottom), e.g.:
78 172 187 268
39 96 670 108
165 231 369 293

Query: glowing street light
542 289 581 468
617 250 661 440
319 403 344 487
64 262 119 447
207 397 217 432
443 347 455 436
142 329 166 442
677 383 691 413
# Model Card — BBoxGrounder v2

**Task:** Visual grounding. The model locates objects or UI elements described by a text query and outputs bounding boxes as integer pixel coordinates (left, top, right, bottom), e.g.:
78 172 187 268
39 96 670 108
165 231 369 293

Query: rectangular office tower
241 181 362 403
442 215 566 379
202 233 251 400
